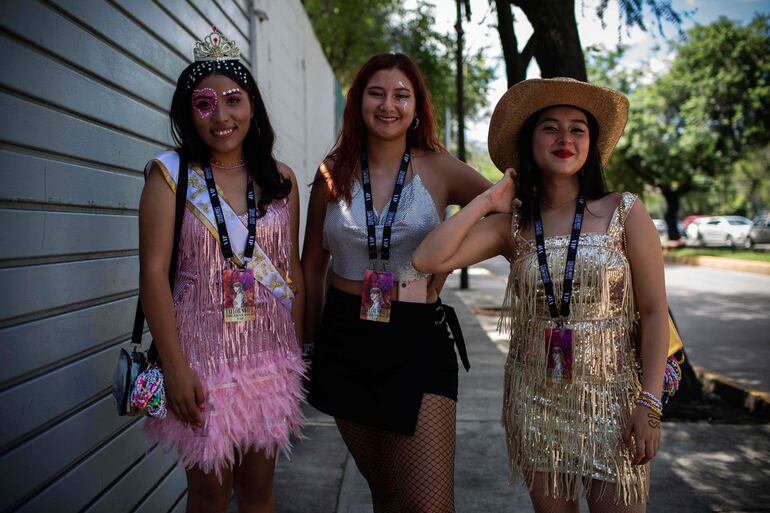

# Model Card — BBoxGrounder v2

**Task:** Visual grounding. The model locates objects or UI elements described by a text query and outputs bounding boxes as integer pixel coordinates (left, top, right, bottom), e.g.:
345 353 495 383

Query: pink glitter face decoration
192 87 218 118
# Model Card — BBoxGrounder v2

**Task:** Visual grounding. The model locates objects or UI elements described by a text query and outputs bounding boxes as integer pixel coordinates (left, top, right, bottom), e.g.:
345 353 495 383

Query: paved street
665 264 770 392
461 256 770 393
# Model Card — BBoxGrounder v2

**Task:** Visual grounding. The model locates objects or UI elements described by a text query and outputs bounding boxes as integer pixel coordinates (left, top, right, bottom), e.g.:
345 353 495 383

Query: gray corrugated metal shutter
0 1 252 511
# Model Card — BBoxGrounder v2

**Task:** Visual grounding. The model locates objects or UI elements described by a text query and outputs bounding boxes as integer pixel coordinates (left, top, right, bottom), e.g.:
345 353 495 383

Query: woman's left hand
622 404 662 465
426 273 448 303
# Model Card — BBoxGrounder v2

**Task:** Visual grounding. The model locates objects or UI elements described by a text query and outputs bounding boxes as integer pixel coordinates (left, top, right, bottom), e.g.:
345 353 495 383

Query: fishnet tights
528 474 646 513
336 394 457 513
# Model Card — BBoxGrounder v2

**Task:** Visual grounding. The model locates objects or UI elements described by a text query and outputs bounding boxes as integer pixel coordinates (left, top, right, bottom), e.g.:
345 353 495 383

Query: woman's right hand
163 362 205 427
481 168 517 214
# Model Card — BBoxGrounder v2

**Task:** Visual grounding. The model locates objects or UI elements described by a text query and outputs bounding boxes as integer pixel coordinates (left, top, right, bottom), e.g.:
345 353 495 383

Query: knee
186 486 230 513
233 477 274 507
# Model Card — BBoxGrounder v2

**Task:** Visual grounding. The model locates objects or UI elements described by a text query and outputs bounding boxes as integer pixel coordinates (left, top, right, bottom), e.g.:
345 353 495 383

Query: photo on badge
223 268 256 322
360 269 393 323
544 327 573 382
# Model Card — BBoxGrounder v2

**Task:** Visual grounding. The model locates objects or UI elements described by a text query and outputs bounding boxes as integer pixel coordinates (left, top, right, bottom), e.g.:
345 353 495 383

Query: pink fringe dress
146 198 305 478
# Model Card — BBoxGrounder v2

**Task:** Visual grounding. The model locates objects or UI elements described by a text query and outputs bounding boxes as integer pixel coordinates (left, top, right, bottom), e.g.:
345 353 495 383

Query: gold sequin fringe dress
500 192 648 505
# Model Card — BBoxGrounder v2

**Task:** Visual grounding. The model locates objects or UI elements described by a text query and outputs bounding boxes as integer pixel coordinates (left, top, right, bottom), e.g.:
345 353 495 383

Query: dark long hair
516 106 608 229
170 61 290 216
325 53 444 202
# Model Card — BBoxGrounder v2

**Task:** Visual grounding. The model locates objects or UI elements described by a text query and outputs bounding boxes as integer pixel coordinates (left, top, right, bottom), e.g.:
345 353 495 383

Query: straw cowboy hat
487 77 629 172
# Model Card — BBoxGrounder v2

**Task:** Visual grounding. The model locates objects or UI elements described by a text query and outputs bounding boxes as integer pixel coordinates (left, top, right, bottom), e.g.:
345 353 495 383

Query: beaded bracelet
635 398 662 417
640 391 663 411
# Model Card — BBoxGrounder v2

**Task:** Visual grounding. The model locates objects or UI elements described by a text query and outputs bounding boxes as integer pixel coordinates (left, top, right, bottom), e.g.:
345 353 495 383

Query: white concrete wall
252 0 338 239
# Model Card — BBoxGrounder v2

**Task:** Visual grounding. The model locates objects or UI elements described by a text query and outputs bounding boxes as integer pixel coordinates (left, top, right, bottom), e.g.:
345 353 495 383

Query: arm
301 163 332 346
279 163 305 350
621 198 669 464
426 154 494 299
413 170 516 274
444 156 494 208
139 162 204 426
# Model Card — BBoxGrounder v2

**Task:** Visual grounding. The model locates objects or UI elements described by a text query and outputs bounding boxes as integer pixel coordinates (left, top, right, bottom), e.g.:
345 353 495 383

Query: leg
186 465 233 513
232 448 277 513
336 418 399 513
390 394 457 513
527 472 580 513
586 480 646 513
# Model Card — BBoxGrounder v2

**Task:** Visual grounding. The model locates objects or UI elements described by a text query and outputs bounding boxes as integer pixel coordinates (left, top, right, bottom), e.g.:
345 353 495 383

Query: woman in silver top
302 53 491 512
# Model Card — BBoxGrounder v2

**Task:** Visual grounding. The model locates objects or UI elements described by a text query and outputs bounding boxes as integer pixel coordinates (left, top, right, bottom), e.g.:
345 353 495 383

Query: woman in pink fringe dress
138 27 305 513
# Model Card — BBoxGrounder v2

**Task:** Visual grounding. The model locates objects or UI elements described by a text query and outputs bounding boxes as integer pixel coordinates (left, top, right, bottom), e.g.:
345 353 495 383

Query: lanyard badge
534 193 585 382
223 267 256 322
203 165 258 323
359 148 410 323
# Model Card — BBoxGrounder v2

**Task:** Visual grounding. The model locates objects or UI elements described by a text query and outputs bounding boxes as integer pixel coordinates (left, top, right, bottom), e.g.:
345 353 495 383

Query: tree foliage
593 15 770 237
304 0 494 139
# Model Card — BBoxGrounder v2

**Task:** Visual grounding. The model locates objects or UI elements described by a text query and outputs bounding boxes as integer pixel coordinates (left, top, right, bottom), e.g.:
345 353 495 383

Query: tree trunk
661 187 682 240
515 0 587 80
495 0 533 87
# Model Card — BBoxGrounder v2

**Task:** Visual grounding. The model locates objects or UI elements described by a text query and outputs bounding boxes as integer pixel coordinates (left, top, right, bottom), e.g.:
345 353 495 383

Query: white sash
147 150 295 311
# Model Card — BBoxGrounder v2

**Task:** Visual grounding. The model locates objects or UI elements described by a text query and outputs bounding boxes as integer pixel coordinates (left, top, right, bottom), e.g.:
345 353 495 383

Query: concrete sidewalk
266 265 770 512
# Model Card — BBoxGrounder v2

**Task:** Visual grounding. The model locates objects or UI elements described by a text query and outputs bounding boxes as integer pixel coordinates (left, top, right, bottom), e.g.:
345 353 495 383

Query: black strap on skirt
436 303 470 372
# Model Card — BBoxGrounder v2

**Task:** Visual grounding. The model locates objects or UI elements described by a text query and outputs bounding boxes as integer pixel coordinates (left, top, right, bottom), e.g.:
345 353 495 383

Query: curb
663 254 770 275
694 365 770 418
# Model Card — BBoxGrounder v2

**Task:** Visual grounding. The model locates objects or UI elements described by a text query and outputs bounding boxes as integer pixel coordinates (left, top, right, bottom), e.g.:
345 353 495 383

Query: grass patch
668 247 770 262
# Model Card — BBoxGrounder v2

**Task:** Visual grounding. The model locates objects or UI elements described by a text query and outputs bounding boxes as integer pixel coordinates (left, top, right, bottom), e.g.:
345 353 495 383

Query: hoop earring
412 117 420 130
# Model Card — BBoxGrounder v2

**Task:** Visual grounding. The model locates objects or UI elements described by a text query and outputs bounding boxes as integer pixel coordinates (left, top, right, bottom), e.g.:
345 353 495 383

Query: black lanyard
533 193 586 320
361 148 410 262
203 165 256 265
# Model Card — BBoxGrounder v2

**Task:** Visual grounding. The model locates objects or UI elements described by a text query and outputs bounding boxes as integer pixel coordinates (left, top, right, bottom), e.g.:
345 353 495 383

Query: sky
425 0 770 143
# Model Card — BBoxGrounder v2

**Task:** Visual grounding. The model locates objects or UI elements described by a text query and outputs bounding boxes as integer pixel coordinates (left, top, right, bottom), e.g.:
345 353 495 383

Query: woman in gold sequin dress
413 78 669 511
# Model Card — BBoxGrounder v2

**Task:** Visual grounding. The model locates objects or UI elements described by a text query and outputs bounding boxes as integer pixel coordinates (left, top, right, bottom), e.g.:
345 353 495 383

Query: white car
685 217 709 240
696 216 752 248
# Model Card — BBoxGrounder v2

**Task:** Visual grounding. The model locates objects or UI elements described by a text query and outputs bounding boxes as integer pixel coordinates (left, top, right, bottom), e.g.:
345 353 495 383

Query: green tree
304 0 494 140
610 15 770 239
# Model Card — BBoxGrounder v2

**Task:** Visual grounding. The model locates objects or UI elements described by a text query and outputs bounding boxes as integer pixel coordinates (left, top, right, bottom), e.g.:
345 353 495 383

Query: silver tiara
193 26 239 61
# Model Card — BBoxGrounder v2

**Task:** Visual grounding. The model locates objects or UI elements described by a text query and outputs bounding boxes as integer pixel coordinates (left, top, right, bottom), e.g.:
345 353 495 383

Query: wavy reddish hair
324 53 444 202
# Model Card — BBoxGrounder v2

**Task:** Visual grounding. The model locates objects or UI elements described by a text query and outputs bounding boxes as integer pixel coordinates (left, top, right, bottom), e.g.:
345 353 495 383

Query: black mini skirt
307 287 469 435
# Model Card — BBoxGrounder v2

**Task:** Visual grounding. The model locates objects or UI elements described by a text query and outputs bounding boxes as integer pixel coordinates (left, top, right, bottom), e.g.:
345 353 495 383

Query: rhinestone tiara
193 26 240 61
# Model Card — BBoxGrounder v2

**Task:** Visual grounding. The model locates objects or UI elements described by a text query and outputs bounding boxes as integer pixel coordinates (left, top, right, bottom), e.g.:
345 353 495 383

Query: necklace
210 157 246 169
540 196 579 210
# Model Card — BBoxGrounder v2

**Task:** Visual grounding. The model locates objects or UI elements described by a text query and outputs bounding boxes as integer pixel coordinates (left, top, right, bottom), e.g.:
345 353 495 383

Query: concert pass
360 269 394 323
222 268 256 322
544 327 573 382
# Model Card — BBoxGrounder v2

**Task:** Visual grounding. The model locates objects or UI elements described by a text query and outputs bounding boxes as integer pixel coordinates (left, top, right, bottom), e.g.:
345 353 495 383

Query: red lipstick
552 150 574 159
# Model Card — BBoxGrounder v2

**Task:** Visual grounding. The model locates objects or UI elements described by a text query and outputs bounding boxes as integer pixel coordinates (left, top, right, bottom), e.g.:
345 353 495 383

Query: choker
210 158 246 169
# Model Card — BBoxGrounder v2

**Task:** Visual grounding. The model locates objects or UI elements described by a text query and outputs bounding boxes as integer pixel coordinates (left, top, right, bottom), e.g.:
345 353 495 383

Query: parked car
748 215 770 246
682 215 708 236
685 216 709 241
696 216 752 248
